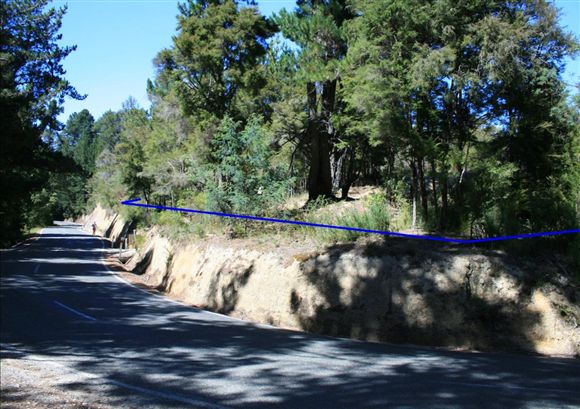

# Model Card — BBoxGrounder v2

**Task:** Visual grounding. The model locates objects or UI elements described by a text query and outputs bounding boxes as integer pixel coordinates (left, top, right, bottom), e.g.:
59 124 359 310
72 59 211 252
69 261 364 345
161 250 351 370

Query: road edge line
95 233 244 321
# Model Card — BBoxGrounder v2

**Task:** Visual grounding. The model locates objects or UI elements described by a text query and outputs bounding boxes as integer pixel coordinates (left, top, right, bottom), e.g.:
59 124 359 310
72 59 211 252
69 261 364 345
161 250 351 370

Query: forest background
1 0 579 269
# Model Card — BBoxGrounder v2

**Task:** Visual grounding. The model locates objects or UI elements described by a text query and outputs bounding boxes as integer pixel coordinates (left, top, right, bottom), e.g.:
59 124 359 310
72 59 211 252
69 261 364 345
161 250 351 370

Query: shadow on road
1 228 579 408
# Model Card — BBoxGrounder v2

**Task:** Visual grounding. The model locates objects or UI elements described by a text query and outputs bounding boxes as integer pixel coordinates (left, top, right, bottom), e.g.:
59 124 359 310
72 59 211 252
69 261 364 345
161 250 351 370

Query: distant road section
1 224 579 408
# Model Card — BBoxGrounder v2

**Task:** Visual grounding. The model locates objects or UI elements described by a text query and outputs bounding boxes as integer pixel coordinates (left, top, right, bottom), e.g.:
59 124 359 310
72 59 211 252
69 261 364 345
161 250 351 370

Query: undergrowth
306 193 394 243
131 189 420 246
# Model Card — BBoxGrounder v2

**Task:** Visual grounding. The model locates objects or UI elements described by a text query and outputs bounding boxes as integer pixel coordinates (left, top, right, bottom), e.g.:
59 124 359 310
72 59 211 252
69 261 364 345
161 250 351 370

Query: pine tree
275 0 355 200
152 0 275 122
0 0 82 244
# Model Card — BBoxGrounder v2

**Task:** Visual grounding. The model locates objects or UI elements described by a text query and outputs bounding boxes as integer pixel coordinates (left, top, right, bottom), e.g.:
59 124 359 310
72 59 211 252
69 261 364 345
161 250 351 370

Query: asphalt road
1 224 579 408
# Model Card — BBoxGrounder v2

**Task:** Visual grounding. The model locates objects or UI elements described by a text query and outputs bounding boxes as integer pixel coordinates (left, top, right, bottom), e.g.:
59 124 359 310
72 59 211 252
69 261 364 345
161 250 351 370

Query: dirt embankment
83 205 580 357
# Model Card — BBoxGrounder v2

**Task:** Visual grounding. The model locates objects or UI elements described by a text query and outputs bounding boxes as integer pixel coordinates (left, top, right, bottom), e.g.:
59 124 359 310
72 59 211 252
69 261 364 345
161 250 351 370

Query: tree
343 0 578 233
0 0 82 244
472 0 579 232
141 102 197 207
26 172 87 226
60 109 98 174
275 0 356 201
207 115 289 215
115 107 154 202
152 0 275 122
94 110 123 153
69 0 578 255
342 0 435 221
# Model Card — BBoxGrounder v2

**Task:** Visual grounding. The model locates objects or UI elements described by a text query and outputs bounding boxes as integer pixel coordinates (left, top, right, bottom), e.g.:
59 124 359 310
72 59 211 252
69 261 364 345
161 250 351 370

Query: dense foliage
2 0 579 257
0 0 83 244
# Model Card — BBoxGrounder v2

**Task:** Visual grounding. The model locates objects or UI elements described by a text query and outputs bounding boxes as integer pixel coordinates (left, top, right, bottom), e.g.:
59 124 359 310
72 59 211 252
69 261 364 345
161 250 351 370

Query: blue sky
55 0 580 121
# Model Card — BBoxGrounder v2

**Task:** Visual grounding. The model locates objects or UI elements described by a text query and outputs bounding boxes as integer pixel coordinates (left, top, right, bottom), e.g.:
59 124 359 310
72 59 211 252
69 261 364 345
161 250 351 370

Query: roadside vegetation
2 0 579 269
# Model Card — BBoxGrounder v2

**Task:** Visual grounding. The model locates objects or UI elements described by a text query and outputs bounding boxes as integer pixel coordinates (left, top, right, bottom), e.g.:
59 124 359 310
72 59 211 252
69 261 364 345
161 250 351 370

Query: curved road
1 224 579 408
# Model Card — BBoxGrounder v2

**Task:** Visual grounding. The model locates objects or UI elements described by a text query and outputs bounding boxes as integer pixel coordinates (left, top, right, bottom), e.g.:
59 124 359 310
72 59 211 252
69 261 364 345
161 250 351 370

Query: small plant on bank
307 193 392 243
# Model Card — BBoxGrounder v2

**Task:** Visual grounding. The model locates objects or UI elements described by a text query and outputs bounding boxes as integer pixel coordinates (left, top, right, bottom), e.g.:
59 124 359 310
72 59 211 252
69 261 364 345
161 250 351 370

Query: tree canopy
0 0 83 244
3 0 578 263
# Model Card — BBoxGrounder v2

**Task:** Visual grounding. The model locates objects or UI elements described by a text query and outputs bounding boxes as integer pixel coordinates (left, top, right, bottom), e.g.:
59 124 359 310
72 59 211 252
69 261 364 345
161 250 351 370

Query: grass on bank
304 193 409 243
129 190 412 246
27 226 44 235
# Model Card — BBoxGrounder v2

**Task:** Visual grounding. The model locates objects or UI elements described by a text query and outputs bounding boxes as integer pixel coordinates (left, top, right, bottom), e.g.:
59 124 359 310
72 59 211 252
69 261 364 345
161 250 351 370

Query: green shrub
390 197 412 232
155 210 194 239
134 233 147 251
307 193 391 243
206 115 291 217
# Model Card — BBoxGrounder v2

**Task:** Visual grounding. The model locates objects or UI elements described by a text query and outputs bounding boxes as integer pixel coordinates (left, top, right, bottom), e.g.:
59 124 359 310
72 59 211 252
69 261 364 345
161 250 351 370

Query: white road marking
53 300 97 322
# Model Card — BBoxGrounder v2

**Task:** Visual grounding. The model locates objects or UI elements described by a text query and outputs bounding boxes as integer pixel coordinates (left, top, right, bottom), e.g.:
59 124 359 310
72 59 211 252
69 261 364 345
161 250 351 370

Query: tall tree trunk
340 146 357 199
440 170 449 230
430 159 438 220
411 160 418 229
320 79 344 198
321 79 336 123
456 142 470 212
330 145 357 199
319 132 333 196
330 147 345 193
307 81 333 201
418 157 428 220
331 145 357 199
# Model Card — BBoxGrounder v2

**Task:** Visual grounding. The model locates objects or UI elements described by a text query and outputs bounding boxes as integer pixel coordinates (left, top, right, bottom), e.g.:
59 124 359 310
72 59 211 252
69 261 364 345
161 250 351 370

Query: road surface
1 224 579 408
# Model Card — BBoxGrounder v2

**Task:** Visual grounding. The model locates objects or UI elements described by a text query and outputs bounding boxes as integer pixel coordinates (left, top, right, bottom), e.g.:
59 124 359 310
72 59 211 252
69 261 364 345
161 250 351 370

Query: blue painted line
121 198 580 244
